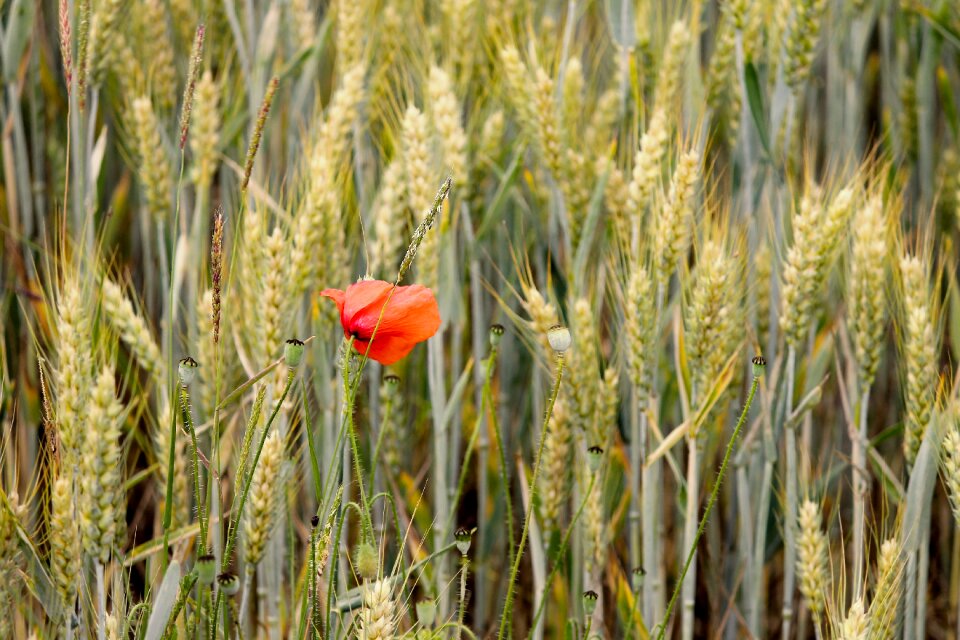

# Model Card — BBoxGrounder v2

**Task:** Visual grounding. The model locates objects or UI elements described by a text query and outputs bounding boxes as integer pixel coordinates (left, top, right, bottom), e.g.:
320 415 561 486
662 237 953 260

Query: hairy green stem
498 354 565 640
655 370 761 639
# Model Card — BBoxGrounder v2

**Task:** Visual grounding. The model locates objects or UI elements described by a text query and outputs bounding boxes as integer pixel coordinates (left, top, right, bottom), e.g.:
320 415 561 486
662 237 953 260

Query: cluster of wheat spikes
2 0 960 638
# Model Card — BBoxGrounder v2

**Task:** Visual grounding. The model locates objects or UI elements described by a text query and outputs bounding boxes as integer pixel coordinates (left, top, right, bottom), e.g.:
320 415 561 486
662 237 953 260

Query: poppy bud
751 355 766 378
547 325 571 353
416 599 437 627
178 357 199 386
355 542 379 581
631 567 645 593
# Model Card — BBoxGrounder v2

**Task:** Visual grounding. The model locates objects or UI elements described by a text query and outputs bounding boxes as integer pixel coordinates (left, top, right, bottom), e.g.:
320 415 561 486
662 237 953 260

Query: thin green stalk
221 368 295 568
179 383 207 549
498 354 565 640
487 348 516 577
341 338 373 542
443 351 496 538
96 562 106 640
629 387 643 582
456 554 469 640
655 365 762 640
527 472 597 637
161 387 178 572
161 573 199 640
679 432 701 640
644 282 666 622
852 386 870 598
782 346 798 640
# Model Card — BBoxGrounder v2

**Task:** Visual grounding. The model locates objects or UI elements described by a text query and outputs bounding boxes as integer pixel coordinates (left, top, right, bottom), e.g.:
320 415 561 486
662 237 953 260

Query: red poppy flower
320 280 441 365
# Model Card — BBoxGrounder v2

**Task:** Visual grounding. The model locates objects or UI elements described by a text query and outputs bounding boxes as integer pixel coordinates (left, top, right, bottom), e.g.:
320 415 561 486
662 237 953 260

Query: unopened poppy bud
178 357 199 386
285 338 305 367
547 325 571 353
751 355 766 378
489 324 505 348
416 599 437 627
196 554 216 585
217 572 240 595
587 446 603 473
454 526 475 555
582 590 599 615
355 542 378 580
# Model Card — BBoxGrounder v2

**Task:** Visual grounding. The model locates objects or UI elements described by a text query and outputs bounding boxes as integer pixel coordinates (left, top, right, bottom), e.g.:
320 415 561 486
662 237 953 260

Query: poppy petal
321 280 441 365
352 334 420 365
319 288 347 315
342 280 393 323
371 285 441 340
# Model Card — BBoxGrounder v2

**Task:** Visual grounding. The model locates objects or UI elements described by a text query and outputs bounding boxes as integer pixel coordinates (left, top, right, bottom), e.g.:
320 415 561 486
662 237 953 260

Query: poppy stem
221 367 296 571
498 353 566 640
342 337 374 542
654 370 761 640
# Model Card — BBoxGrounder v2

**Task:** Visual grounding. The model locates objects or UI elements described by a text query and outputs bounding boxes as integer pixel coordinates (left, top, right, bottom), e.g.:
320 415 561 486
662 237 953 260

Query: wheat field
1 0 960 638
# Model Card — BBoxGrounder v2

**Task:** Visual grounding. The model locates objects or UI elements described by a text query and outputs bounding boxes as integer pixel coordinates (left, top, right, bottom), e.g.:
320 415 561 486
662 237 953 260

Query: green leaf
909 4 960 50
744 62 771 156
2 0 35 82
477 148 524 238
572 168 611 279
144 561 182 640
938 65 959 141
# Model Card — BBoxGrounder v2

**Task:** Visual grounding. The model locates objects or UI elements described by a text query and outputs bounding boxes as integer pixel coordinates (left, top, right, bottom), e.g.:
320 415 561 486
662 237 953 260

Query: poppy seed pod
454 526 475 555
587 446 604 473
217 572 240 596
547 325 571 353
178 357 199 386
752 355 766 378
489 324 505 348
196 554 216 585
582 590 599 615
284 338 305 367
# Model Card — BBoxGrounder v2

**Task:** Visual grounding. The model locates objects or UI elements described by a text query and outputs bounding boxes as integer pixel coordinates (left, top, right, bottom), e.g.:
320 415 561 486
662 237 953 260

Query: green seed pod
751 355 766 378
631 567 645 593
489 323 505 348
454 526 475 555
196 554 216 585
582 590 599 615
217 572 240 596
586 446 603 473
284 338 306 367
